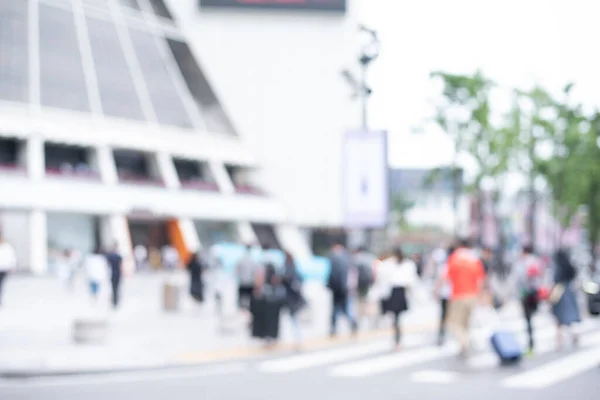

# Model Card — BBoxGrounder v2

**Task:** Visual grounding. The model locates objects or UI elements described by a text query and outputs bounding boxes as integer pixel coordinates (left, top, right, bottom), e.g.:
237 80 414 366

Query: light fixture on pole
340 24 381 251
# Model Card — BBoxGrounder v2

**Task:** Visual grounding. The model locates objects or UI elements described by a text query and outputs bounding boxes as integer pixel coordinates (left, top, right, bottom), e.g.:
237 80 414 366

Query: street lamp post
341 24 380 251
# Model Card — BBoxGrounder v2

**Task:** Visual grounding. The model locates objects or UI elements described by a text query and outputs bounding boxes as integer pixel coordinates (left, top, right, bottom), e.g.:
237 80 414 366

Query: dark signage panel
200 0 346 12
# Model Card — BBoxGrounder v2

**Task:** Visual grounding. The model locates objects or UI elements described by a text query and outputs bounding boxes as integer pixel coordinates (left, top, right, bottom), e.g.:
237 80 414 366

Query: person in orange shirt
436 238 486 358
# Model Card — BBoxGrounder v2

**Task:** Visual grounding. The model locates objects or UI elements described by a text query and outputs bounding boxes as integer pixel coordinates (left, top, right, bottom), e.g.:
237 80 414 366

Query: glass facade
0 0 237 135
147 0 172 20
39 4 91 112
168 39 236 135
86 16 145 120
0 1 29 103
117 0 140 10
128 28 192 128
194 221 238 248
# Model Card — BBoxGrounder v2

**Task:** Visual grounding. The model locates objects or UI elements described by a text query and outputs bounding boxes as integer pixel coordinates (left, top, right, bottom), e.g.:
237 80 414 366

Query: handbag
548 283 565 305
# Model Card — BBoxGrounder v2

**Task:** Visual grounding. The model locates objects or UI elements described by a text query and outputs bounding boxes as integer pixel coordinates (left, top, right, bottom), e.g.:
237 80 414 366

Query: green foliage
429 71 600 260
390 193 415 229
429 71 512 190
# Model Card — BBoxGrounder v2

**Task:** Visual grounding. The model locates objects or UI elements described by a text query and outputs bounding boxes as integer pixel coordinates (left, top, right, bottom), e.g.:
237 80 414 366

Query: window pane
117 0 140 10
128 28 192 128
86 16 145 121
81 0 109 10
167 39 237 135
148 0 173 20
0 1 29 103
39 4 90 112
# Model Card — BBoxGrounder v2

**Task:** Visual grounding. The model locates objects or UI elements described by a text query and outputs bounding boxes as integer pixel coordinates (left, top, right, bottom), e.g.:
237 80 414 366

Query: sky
357 0 599 178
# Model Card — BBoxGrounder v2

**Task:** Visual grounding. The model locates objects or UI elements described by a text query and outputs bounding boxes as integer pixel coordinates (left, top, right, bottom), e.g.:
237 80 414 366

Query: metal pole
360 63 373 251
361 64 368 130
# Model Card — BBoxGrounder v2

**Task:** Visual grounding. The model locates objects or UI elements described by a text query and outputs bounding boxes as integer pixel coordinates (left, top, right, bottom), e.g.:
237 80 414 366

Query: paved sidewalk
0 272 443 376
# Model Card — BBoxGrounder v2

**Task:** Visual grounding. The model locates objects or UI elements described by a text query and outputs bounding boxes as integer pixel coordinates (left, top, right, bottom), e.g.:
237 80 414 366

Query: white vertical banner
342 130 389 228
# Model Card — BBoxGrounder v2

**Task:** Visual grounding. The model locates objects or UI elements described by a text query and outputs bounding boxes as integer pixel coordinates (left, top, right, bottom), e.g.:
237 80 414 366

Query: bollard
163 281 180 312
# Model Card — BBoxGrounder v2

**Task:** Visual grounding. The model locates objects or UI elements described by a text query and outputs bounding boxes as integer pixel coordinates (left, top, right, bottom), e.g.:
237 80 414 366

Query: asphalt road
2 324 599 400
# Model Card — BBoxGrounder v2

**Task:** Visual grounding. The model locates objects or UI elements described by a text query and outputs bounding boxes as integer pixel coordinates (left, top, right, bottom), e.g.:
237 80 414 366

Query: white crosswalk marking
410 370 460 384
259 335 430 373
329 344 458 378
254 316 600 386
502 342 600 389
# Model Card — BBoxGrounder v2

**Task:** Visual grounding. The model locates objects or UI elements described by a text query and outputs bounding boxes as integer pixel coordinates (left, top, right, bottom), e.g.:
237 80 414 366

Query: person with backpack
514 244 544 355
327 241 358 337
352 246 376 326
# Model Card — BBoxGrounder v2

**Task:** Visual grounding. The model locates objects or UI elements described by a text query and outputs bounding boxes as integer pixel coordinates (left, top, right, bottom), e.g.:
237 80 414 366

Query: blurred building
389 167 469 235
0 0 360 273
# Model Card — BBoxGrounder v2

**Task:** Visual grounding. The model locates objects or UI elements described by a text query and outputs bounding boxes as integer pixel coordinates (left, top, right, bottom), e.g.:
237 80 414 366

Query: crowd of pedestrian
0 229 589 362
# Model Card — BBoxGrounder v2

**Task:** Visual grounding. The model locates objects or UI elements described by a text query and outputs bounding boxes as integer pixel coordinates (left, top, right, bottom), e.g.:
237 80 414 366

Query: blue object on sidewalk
490 331 523 365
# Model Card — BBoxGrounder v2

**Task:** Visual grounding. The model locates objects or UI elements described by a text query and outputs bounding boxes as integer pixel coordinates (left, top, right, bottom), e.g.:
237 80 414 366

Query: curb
0 364 192 379
0 322 438 379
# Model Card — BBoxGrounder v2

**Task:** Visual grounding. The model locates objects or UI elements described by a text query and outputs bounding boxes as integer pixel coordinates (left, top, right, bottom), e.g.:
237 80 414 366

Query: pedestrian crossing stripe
258 333 433 373
257 318 600 386
329 344 459 378
257 315 591 374
501 333 600 389
258 341 391 373
410 370 460 384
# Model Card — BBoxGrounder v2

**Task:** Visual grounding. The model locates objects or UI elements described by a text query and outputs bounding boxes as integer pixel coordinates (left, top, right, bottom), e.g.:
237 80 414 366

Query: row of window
0 1 236 134
0 137 264 195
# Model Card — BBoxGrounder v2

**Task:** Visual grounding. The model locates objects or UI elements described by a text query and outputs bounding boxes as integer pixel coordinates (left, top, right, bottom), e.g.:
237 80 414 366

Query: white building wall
0 211 31 271
168 0 363 228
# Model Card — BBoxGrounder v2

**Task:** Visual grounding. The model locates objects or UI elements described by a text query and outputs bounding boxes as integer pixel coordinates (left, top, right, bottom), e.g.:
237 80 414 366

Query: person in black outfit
105 244 123 309
187 251 204 303
282 250 306 346
327 241 357 337
251 260 284 346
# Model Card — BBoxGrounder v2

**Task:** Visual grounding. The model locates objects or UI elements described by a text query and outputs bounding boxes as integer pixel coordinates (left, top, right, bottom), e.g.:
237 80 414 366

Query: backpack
327 265 347 295
523 259 543 310
357 262 374 291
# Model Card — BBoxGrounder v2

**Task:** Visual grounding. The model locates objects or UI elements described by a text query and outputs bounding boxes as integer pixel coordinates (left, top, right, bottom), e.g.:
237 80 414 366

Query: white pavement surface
0 272 440 373
1 312 599 399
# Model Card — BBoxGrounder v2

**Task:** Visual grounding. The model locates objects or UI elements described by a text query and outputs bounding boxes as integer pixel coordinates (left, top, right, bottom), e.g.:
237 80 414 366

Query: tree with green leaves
513 85 600 267
429 71 514 246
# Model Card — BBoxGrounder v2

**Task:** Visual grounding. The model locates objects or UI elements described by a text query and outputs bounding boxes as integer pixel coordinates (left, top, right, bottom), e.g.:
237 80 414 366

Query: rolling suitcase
251 286 283 340
490 331 523 365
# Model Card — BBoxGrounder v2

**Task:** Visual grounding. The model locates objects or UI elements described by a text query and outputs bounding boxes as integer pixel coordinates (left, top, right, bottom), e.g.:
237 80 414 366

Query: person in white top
380 246 419 351
0 234 17 306
436 245 454 345
84 247 108 301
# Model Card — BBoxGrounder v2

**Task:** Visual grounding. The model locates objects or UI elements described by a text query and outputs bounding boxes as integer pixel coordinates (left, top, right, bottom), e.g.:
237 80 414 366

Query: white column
109 214 132 258
29 210 47 275
27 137 45 180
156 152 180 188
97 146 118 184
237 222 257 245
98 216 114 251
109 214 135 274
178 219 200 252
208 161 235 194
